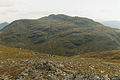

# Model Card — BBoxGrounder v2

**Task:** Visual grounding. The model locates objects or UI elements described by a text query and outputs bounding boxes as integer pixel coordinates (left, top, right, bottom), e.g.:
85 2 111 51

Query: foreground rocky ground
0 46 120 80
1 55 120 80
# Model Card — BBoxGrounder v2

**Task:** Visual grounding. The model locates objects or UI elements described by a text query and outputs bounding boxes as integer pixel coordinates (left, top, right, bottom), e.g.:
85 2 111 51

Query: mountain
100 21 120 29
0 14 120 56
0 22 8 30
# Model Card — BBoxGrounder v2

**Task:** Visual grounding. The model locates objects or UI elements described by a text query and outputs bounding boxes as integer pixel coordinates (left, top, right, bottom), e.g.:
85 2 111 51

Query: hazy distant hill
0 14 120 56
0 22 8 30
101 21 120 29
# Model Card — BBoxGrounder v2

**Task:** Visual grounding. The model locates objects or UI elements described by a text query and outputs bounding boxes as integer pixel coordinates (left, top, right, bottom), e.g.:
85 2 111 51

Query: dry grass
0 45 120 79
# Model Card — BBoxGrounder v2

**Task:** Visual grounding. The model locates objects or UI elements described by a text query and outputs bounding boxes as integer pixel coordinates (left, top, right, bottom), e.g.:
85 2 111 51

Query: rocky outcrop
0 54 120 80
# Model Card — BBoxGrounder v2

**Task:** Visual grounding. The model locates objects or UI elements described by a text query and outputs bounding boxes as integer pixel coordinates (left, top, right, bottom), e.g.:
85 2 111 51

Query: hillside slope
0 45 120 80
0 14 120 56
74 50 120 60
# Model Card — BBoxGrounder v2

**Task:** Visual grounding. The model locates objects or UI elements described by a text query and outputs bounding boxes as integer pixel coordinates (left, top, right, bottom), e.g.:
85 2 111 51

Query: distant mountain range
100 21 120 29
0 14 120 56
0 22 8 30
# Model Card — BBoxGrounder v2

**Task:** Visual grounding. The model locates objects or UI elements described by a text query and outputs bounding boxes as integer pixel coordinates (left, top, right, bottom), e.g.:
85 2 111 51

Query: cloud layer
0 0 14 7
0 0 120 22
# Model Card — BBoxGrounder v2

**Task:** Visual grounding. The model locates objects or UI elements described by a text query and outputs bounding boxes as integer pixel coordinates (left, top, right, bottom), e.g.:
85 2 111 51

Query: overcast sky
0 0 120 22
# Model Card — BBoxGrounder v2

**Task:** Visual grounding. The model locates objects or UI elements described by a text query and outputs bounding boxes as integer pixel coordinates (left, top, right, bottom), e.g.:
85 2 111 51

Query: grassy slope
0 45 120 79
74 50 120 60
1 14 120 56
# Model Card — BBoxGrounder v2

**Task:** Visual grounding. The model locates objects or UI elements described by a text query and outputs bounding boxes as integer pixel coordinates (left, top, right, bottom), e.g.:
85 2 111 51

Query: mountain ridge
0 14 120 56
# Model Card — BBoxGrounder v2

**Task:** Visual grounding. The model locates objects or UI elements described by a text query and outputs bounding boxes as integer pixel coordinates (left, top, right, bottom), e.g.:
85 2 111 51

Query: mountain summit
0 14 120 56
